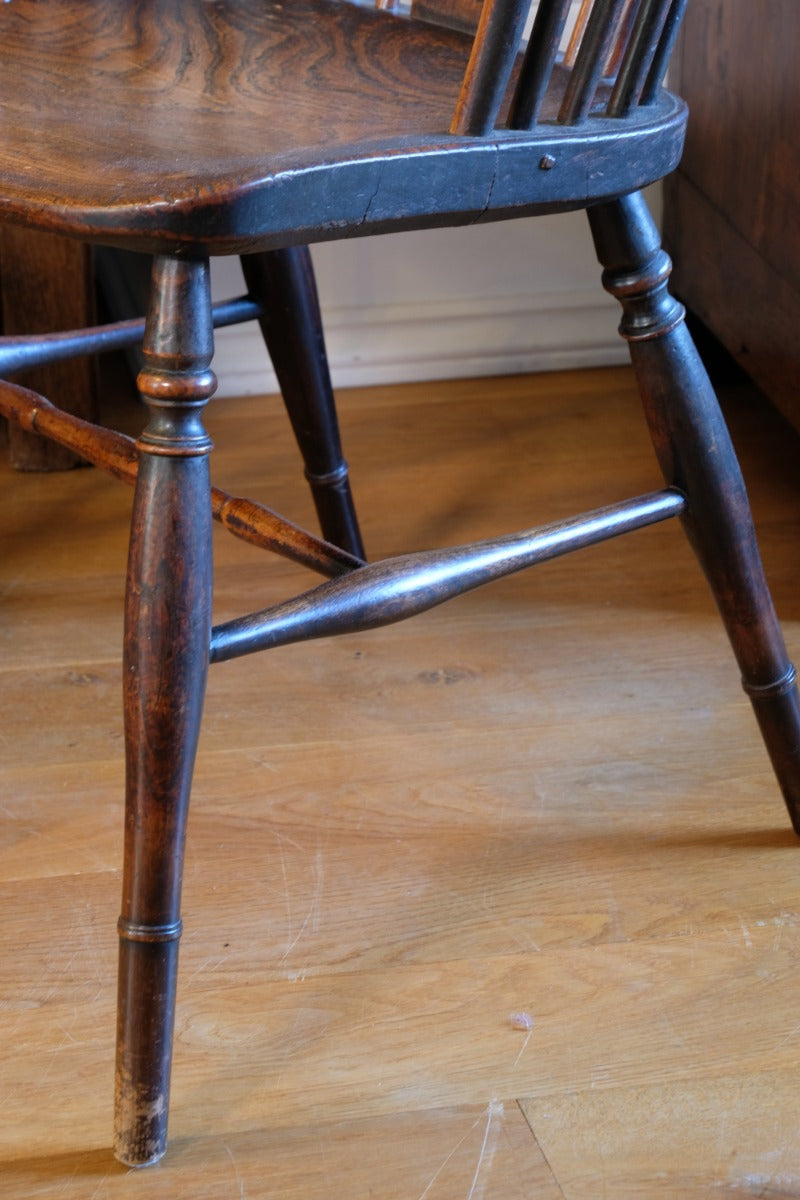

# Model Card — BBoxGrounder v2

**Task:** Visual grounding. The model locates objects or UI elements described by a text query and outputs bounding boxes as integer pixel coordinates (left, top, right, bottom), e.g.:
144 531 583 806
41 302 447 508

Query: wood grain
2 366 800 1192
663 0 800 430
0 0 686 250
2 1104 558 1200
665 172 800 432
0 227 96 469
523 1072 800 1198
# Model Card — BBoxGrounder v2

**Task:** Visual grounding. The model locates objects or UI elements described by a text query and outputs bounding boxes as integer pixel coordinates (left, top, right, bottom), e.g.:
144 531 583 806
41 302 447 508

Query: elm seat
2 0 800 1171
0 0 683 250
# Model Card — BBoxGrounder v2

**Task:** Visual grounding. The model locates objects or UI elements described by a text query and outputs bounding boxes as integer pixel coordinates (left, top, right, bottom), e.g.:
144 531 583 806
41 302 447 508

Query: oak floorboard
523 1074 800 1198
2 1103 559 1200
2 365 800 1194
5 889 800 1145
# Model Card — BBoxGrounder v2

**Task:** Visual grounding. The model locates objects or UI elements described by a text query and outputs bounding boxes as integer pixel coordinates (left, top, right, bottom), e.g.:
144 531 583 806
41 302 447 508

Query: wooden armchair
1 0 798 1167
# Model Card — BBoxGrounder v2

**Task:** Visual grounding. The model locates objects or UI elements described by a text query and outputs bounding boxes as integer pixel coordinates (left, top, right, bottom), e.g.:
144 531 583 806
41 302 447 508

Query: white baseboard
210 289 628 398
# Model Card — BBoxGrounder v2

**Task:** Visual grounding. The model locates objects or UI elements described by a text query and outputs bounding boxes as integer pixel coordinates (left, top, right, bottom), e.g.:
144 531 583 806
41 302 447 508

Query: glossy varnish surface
0 0 686 248
0 0 472 208
2 365 800 1194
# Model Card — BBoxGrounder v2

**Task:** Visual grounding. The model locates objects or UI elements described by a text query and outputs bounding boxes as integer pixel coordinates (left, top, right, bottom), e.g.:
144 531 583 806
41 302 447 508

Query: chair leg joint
117 918 184 944
742 664 797 701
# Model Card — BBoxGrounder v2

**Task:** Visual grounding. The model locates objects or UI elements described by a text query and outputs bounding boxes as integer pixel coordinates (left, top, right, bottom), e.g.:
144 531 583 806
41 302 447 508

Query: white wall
209 0 667 397
210 209 631 398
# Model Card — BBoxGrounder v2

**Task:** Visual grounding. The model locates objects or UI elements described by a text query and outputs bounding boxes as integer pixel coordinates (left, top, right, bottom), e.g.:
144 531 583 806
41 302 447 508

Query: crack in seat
0 0 683 250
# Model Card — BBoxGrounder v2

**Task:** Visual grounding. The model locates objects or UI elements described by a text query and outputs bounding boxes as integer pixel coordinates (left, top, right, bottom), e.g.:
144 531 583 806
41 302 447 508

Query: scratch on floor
186 951 231 982
223 1139 247 1199
772 1019 800 1053
281 844 325 963
88 1174 111 1200
273 831 294 960
416 1103 500 1200
606 891 627 943
466 1100 504 1200
512 1023 535 1069
772 911 793 953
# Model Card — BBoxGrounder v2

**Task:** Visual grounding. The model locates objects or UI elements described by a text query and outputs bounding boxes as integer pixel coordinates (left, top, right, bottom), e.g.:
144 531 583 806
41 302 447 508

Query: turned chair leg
241 247 365 559
114 257 216 1165
588 191 800 832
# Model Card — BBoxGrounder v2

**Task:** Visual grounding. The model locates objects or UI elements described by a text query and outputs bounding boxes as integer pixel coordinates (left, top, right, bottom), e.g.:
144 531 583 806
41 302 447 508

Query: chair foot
743 669 800 835
589 192 800 831
241 247 365 559
114 932 181 1166
114 256 215 1165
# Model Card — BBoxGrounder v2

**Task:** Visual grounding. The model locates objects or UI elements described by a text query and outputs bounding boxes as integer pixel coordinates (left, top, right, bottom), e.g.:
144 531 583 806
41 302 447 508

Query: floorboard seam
515 1098 566 1199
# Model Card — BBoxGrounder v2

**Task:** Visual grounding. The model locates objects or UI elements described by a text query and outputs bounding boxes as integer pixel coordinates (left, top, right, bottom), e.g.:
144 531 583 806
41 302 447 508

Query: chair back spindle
445 0 690 136
640 0 689 103
508 0 573 130
607 0 673 116
557 0 629 123
450 0 531 135
603 0 641 77
562 0 594 67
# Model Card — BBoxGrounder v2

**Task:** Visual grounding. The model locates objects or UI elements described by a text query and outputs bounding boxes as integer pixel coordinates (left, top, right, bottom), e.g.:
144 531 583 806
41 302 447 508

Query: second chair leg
114 256 216 1165
241 247 365 559
588 191 800 832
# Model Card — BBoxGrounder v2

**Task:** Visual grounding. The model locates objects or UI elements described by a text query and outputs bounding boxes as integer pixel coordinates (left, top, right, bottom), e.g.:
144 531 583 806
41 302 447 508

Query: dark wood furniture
662 0 800 428
1 0 799 1169
0 228 97 469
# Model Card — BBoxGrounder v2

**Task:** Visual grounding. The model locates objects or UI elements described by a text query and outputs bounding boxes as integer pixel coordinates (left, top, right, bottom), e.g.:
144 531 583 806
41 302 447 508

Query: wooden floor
3 364 800 1197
